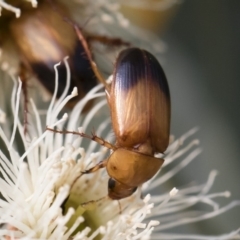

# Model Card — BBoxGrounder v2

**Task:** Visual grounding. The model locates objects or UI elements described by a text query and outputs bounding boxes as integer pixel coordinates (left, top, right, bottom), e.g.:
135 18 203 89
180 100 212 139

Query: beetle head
108 178 137 200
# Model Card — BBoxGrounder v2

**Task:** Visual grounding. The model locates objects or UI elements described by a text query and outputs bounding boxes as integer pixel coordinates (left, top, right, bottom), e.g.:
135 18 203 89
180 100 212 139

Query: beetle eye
108 178 116 190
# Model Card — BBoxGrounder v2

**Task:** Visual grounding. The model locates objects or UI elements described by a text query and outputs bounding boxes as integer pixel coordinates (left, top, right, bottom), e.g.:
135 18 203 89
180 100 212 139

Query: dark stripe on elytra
114 48 170 100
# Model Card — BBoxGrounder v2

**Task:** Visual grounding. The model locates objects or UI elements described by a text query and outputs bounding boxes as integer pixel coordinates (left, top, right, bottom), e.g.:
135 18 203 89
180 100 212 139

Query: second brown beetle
48 47 170 200
1 0 130 113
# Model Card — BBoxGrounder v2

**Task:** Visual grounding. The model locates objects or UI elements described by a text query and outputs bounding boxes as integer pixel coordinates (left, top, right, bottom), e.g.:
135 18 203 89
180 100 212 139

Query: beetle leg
86 35 130 47
73 25 110 92
46 127 117 150
82 159 108 174
19 62 29 136
80 131 117 150
69 159 108 189
117 200 122 214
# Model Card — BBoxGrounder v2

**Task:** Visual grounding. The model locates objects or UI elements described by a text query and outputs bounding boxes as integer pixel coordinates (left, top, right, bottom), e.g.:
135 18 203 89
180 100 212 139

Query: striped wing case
108 48 170 153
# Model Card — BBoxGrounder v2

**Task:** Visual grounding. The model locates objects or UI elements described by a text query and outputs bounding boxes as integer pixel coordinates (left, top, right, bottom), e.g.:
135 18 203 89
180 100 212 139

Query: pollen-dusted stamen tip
224 191 231 198
1 62 9 71
148 220 160 227
136 223 147 229
78 127 84 133
0 1 21 17
62 113 68 120
15 9 21 18
0 109 6 123
143 194 151 203
55 62 61 68
71 87 78 97
101 13 114 23
193 139 200 145
64 56 69 61
169 187 178 197
31 0 38 8
106 75 113 84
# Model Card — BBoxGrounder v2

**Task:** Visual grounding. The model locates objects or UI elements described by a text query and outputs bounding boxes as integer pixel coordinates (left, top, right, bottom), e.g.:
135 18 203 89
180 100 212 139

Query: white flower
0 59 239 239
0 1 240 239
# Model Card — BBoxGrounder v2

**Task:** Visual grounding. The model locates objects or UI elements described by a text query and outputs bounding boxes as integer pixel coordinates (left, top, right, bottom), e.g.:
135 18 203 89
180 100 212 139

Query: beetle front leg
73 25 110 91
71 159 108 188
82 159 108 174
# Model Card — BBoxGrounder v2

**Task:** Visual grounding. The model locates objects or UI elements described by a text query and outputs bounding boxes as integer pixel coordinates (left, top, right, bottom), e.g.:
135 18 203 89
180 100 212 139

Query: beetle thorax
106 148 164 188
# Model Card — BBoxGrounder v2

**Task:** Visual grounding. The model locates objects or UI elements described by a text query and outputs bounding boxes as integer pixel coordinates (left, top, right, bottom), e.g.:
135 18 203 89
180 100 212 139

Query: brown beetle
10 3 96 108
8 1 128 107
48 47 170 200
105 48 170 199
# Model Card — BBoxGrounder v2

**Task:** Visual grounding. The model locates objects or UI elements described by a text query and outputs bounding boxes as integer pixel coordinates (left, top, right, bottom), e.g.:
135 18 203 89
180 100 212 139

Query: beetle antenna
81 159 108 175
80 195 108 209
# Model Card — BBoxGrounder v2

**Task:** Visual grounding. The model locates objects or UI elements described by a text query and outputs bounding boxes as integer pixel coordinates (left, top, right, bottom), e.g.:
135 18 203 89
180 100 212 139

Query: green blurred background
123 0 240 235
159 0 240 235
